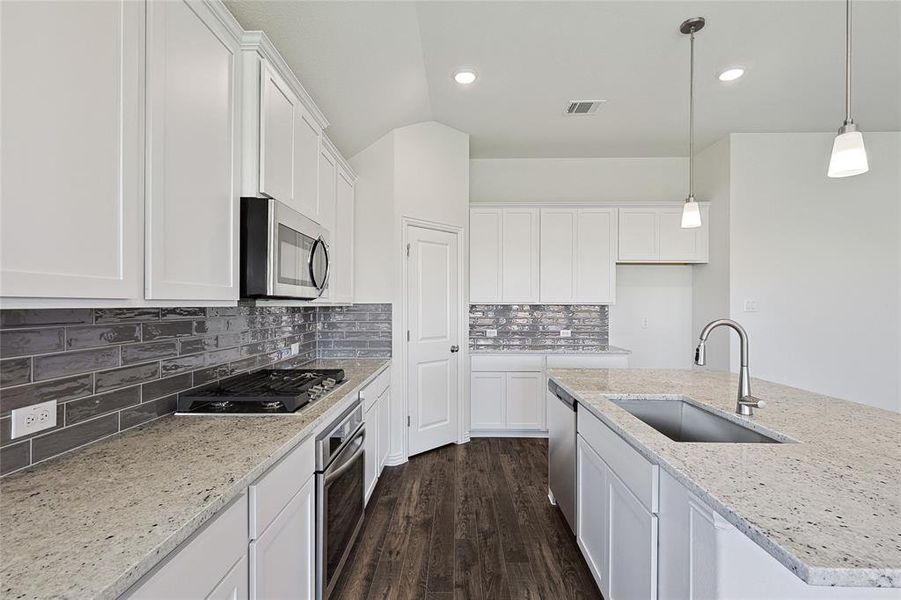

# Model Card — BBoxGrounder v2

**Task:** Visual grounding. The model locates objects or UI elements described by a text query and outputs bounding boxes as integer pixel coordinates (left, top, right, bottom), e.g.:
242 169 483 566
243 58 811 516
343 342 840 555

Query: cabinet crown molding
240 30 330 130
471 201 711 209
323 134 357 181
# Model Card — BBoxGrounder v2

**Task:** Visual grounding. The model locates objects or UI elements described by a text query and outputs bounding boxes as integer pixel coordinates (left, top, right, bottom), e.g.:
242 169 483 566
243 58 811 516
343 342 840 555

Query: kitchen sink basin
610 398 785 443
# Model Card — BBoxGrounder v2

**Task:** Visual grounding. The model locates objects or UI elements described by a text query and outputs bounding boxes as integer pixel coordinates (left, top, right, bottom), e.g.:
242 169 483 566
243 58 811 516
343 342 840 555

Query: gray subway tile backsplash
0 302 391 475
469 304 609 352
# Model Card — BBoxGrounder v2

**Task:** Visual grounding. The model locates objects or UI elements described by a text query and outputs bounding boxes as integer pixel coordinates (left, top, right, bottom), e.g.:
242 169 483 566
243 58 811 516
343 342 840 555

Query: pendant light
680 17 705 229
827 0 869 178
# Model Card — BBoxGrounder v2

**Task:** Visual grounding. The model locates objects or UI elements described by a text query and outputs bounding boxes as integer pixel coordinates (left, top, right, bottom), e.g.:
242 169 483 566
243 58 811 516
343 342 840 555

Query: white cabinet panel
331 167 355 303
658 207 709 262
145 0 240 301
501 208 540 302
539 209 577 302
505 372 544 430
618 209 658 261
577 436 610 598
250 477 315 600
377 387 391 471
293 109 321 221
128 494 248 599
0 0 143 299
259 62 296 205
470 372 505 430
575 208 616 303
318 145 337 234
470 209 502 302
609 470 659 600
207 555 248 600
364 403 379 504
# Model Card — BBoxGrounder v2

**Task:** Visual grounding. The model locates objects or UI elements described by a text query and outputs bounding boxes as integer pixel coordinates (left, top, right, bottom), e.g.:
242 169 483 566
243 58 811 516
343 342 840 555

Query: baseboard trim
384 452 407 467
470 429 549 439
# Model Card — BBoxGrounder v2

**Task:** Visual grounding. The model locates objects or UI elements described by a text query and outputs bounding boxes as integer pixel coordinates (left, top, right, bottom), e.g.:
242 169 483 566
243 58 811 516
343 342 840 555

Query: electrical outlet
743 299 759 312
486 329 498 338
560 329 572 338
11 400 57 439
291 342 301 355
641 317 649 329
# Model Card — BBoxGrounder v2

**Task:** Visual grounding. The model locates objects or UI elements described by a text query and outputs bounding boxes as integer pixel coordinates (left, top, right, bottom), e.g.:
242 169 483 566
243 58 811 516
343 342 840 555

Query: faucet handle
739 395 766 409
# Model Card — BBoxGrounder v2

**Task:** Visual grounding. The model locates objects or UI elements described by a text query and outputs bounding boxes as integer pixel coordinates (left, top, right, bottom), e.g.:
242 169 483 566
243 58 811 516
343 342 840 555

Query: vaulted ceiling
226 1 901 159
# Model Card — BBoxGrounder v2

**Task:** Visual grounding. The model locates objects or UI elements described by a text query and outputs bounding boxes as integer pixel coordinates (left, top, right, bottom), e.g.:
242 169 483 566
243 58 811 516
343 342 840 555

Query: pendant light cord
845 0 852 124
688 29 695 199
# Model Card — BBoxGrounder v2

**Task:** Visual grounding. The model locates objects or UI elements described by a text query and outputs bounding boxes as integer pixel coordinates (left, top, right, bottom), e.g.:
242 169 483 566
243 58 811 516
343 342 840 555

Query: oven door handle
324 431 365 484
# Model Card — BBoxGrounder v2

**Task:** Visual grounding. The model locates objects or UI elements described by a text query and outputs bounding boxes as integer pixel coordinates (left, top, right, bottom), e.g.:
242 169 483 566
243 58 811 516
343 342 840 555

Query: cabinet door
539 209 577 302
505 372 544 430
145 0 240 300
470 372 505 430
577 436 610 598
259 62 296 205
318 144 337 233
331 168 355 303
501 208 540 302
618 209 658 261
0 0 143 299
250 477 315 600
377 388 391 471
469 209 502 302
364 404 379 504
206 555 248 600
658 206 709 263
293 108 321 220
575 209 616 303
609 470 659 600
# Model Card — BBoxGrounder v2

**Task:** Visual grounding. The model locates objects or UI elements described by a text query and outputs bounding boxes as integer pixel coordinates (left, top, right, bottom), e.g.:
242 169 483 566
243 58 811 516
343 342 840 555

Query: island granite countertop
469 345 631 355
0 358 390 600
548 367 901 589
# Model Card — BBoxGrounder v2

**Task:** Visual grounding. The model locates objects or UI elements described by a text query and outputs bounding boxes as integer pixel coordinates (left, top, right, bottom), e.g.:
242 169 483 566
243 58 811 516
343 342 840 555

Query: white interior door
407 225 460 456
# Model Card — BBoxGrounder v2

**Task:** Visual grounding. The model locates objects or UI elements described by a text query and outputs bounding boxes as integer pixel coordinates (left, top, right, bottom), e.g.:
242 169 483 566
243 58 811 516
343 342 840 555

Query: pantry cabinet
0 0 144 299
145 0 241 301
470 207 540 303
540 208 616 304
618 205 709 263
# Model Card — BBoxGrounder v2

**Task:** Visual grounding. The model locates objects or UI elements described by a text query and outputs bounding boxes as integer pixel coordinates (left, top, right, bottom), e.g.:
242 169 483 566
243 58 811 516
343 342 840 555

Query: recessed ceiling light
718 67 745 82
453 69 477 85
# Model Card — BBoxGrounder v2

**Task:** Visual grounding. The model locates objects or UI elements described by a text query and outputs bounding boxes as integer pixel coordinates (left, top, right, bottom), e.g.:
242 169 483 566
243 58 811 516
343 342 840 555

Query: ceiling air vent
564 100 606 115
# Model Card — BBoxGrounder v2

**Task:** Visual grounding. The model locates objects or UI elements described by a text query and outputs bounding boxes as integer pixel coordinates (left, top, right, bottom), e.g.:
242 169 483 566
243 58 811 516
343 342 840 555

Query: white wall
728 133 900 412
692 136 732 371
610 266 694 368
470 157 687 204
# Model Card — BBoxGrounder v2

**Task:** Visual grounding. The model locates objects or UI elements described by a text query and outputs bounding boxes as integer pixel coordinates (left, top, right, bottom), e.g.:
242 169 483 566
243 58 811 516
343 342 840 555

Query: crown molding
322 134 357 181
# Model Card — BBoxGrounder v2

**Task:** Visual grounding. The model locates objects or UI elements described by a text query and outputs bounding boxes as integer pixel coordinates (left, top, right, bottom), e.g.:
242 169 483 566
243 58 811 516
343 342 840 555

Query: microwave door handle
309 237 330 296
324 431 364 484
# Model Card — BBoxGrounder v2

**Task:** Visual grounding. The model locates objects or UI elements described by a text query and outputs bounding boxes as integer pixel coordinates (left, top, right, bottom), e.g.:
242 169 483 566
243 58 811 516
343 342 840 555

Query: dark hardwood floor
332 438 602 600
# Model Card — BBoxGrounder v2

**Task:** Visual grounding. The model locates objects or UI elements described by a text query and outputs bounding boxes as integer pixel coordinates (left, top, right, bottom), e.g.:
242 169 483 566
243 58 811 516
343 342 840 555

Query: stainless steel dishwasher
547 379 577 533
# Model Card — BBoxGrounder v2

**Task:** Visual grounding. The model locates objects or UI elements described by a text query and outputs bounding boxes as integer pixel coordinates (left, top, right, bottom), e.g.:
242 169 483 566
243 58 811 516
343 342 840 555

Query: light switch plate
11 400 57 439
560 329 572 338
290 342 301 355
486 329 498 338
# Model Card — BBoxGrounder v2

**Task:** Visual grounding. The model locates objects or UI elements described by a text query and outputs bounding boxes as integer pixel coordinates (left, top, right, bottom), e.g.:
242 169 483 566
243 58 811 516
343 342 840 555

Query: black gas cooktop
177 368 346 414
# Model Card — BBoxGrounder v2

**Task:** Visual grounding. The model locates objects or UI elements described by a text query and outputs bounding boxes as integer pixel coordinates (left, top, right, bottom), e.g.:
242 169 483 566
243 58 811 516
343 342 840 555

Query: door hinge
406 243 411 257
406 330 410 342
407 416 411 427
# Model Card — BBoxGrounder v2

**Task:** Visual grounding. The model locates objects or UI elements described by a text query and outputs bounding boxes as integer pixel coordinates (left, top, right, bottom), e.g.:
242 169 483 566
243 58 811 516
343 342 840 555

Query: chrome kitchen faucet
694 319 766 416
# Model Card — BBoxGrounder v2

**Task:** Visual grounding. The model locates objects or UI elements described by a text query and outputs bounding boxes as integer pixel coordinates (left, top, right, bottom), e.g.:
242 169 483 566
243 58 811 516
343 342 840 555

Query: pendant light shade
680 17 705 229
828 0 869 178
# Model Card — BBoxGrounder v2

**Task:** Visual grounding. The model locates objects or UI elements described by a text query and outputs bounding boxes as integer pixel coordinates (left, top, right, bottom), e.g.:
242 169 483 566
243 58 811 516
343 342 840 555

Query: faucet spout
694 319 759 416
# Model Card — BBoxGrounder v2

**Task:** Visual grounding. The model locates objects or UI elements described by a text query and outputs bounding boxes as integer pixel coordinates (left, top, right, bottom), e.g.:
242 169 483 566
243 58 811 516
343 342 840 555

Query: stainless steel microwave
240 197 330 300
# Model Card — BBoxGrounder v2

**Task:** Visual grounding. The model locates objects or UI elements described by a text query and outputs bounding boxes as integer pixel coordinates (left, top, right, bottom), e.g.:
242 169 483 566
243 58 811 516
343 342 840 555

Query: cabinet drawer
360 367 390 412
249 436 315 538
471 354 544 372
578 410 658 513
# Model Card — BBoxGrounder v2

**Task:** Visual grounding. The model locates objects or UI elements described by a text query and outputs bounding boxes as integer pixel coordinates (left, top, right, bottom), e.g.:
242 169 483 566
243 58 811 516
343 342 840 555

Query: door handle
450 345 460 353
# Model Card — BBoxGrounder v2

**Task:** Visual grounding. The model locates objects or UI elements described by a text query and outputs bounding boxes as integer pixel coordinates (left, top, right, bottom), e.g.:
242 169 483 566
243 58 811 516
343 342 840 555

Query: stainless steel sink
610 398 786 443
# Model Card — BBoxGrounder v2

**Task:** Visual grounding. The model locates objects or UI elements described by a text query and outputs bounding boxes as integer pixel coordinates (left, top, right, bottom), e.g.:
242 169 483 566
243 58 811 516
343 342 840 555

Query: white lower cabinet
608 470 658 600
576 436 610 598
127 494 249 599
504 372 544 430
377 386 391 470
249 477 316 600
361 368 392 504
470 356 546 434
364 400 379 503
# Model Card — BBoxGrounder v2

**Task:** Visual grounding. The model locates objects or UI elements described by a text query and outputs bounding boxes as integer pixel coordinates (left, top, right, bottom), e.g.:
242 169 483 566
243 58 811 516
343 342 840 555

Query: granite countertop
0 359 390 600
548 368 901 589
469 345 632 355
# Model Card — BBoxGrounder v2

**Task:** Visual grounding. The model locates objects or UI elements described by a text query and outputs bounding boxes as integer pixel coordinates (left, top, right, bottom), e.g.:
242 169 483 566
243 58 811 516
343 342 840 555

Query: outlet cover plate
11 399 57 439
560 329 572 338
486 329 498 338
291 342 301 355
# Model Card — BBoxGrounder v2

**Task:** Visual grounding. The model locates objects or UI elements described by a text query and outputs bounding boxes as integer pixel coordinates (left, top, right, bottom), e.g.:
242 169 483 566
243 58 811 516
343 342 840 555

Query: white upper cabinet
470 207 540 303
618 205 709 263
294 108 321 221
145 0 241 301
330 166 356 304
318 143 338 239
540 208 616 304
259 63 296 206
0 0 144 299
